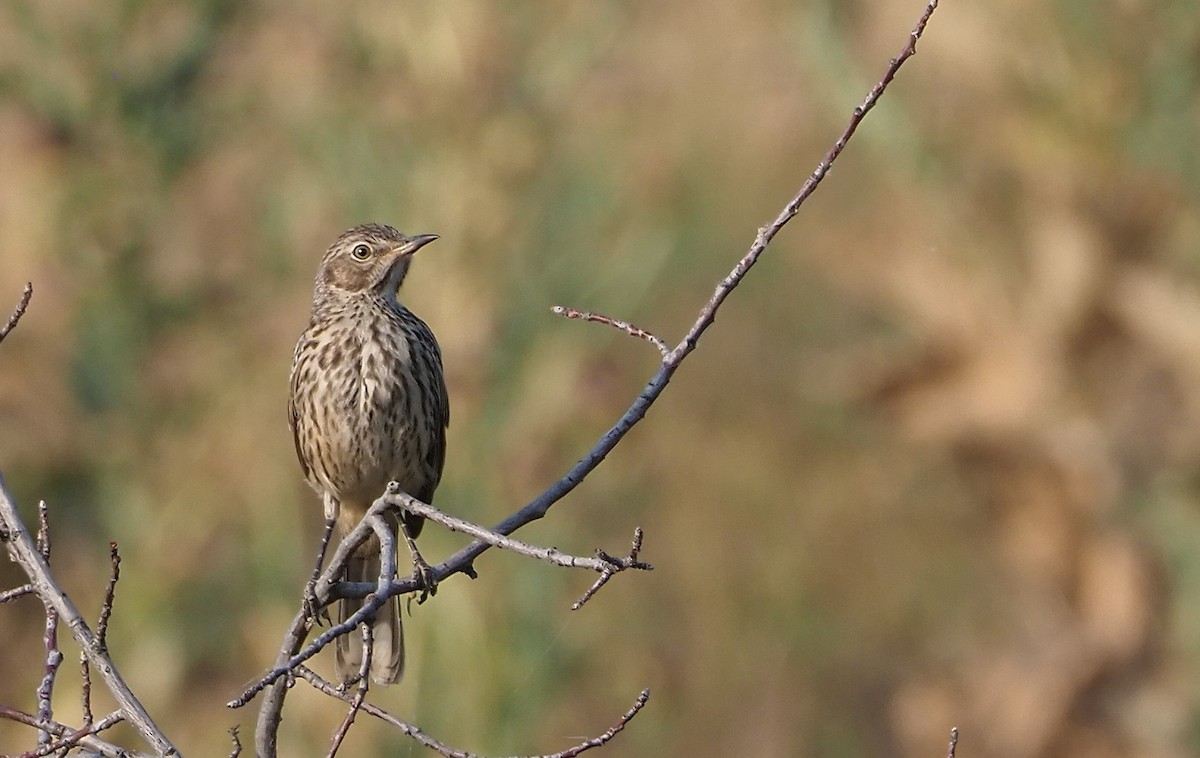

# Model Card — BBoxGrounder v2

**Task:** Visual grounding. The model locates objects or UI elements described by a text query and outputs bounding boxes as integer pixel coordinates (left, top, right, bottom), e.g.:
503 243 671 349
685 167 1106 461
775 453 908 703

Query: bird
288 223 449 685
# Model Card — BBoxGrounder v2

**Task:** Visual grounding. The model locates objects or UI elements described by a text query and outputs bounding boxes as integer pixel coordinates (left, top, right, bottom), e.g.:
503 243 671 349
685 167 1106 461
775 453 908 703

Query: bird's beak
400 234 439 256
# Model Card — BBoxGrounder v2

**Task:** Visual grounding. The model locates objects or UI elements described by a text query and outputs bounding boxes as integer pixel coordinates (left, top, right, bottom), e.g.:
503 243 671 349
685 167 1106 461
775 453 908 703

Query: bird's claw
302 580 332 628
412 554 438 603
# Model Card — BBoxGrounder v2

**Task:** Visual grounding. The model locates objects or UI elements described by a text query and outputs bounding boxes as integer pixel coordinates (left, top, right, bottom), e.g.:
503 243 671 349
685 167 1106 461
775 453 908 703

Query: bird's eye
351 244 371 261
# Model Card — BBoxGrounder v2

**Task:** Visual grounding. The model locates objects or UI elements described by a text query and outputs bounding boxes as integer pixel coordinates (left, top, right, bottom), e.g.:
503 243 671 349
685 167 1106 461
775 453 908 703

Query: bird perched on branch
288 223 449 684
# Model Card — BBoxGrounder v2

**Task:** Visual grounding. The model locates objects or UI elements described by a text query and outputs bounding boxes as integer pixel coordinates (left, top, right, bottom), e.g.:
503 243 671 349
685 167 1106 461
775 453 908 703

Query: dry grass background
1 1 1199 756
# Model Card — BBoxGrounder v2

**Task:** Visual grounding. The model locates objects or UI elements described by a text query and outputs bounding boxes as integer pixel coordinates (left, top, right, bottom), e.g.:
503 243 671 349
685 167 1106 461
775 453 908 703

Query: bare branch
545 688 650 758
0 282 32 345
298 666 649 758
385 487 652 580
80 541 121 727
246 2 944 752
232 519 397 710
239 490 649 726
17 710 126 758
96 542 121 651
0 705 137 758
36 607 61 751
325 625 372 758
573 528 647 610
35 502 60 752
0 583 35 603
302 518 338 625
0 474 179 756
552 306 670 357
80 651 94 726
419 0 945 604
947 727 959 758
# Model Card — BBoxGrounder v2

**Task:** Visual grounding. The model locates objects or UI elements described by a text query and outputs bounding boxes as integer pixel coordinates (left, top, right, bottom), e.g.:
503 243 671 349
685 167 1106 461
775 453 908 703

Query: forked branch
246 1 943 755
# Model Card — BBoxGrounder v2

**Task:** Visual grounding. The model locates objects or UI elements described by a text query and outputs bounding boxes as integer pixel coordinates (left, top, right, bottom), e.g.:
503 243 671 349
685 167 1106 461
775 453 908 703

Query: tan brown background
1 1 1199 756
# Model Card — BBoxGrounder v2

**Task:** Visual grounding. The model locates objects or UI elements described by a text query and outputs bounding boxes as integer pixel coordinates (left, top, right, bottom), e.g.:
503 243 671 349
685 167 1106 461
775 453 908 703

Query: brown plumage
288 223 449 685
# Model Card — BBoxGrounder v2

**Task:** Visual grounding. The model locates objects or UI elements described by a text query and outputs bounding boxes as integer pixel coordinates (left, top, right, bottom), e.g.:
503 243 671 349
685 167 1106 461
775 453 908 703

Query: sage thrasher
288 223 449 685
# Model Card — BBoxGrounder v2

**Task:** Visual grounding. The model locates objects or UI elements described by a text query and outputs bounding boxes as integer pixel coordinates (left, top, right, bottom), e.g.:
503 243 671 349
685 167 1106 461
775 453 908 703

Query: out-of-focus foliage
1 0 1199 755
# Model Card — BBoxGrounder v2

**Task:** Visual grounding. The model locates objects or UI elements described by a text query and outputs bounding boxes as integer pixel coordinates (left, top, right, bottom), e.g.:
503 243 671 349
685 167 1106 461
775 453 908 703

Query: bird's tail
336 551 404 685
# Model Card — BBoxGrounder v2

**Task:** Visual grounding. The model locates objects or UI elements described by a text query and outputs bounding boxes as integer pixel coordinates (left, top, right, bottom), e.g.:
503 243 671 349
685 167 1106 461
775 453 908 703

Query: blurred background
1 0 1198 755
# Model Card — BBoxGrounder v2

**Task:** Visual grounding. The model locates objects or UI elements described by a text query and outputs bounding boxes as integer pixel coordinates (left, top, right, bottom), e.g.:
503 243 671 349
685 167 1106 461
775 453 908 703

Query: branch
324 625 372 758
15 710 126 758
0 473 179 756
551 306 670 357
297 666 649 758
246 1 943 752
425 0 943 600
0 704 137 758
0 583 35 603
384 486 652 578
0 282 32 345
237 492 650 715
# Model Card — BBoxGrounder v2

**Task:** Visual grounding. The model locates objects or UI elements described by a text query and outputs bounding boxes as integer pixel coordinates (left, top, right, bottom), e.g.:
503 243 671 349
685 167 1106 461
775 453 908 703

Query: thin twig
231 522 396 708
83 541 121 726
0 583 35 603
551 306 670 357
303 517 337 627
325 625 372 758
418 0 945 606
35 502 59 752
298 666 649 758
36 607 61 751
96 541 121 651
0 282 32 345
80 650 94 726
17 710 126 758
947 727 959 758
229 725 243 758
0 704 137 758
386 486 652 577
547 687 650 758
573 528 646 610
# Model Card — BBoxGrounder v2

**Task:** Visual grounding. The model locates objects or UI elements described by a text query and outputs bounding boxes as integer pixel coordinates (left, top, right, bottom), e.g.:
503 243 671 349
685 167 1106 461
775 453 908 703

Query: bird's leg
303 497 339 626
400 521 437 603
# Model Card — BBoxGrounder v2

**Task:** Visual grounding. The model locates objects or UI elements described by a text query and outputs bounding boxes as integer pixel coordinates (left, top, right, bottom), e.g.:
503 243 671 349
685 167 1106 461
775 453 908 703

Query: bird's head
316 223 438 298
